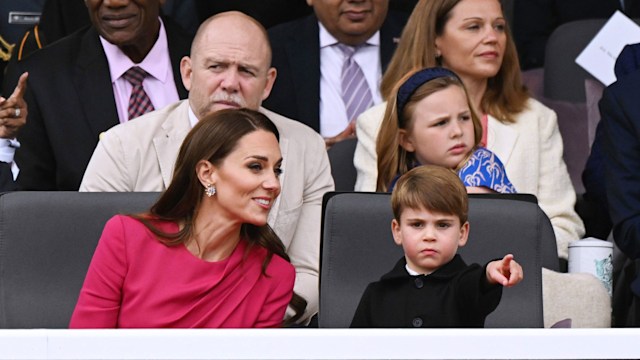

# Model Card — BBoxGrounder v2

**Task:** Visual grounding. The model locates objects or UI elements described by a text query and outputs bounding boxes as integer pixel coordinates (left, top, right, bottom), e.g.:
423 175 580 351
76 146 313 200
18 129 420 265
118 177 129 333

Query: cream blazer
80 100 335 322
354 98 584 259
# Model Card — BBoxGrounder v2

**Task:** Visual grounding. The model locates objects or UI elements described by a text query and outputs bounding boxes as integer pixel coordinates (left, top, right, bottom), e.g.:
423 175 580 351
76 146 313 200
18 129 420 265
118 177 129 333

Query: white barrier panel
1 328 639 359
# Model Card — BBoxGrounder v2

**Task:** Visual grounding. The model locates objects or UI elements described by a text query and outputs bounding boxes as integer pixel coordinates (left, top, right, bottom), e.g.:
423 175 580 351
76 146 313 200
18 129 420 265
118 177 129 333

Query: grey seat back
327 138 357 192
544 19 608 103
319 192 554 328
0 192 159 328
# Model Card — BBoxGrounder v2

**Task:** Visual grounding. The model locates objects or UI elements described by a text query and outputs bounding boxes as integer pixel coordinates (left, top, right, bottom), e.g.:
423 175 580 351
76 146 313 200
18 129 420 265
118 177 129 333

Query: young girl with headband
376 67 516 193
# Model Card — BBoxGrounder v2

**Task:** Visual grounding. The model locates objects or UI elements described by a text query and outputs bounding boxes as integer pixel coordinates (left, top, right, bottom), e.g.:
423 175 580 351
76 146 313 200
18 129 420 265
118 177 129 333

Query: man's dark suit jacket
263 12 408 133
583 44 640 239
587 43 640 298
2 20 192 190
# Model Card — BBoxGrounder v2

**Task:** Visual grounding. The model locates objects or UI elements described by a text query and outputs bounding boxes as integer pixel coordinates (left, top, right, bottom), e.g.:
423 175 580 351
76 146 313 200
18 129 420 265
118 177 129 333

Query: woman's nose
263 172 281 192
483 25 499 43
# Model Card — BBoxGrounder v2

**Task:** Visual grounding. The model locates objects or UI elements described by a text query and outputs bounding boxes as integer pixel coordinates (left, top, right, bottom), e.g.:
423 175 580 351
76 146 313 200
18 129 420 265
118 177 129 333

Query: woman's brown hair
131 108 306 325
379 0 528 123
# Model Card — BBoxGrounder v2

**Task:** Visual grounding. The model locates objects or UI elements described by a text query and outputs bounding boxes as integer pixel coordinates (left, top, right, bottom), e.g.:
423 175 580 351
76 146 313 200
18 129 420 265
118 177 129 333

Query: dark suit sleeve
581 121 613 238
350 284 375 328
602 80 640 260
457 263 502 320
0 162 17 192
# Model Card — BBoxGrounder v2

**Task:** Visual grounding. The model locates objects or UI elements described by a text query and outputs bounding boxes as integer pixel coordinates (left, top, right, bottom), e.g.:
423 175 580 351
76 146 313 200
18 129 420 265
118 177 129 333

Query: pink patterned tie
337 44 374 122
122 66 155 120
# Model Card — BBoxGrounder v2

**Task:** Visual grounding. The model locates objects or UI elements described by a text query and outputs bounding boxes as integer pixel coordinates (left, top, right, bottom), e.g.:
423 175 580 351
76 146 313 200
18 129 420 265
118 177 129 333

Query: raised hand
486 254 524 287
0 72 29 139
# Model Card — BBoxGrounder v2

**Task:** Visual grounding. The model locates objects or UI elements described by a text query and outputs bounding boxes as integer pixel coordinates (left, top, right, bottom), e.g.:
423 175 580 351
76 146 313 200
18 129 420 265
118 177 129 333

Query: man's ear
398 129 416 152
195 159 217 188
391 219 403 246
180 56 193 91
261 67 277 101
306 0 313 6
458 221 470 247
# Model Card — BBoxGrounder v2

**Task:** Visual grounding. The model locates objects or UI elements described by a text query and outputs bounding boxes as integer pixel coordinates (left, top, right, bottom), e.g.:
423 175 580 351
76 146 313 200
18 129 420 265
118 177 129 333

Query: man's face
308 0 389 46
85 0 162 48
181 15 276 119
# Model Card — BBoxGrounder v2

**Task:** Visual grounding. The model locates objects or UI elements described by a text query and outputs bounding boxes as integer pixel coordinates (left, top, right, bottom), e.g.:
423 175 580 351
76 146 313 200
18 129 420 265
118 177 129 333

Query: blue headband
396 67 461 124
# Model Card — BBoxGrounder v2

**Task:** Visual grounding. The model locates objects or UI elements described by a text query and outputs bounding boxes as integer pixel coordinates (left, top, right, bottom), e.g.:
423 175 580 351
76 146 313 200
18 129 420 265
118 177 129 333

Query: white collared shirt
318 23 382 137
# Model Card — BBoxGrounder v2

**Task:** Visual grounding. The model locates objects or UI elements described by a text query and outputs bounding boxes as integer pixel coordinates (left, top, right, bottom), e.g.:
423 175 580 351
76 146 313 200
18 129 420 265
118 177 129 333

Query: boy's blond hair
391 165 468 224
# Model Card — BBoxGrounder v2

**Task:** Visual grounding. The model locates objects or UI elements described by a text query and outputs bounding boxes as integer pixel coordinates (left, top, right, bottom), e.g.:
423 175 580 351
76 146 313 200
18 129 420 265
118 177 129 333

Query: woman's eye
248 163 263 172
494 23 506 32
274 168 283 177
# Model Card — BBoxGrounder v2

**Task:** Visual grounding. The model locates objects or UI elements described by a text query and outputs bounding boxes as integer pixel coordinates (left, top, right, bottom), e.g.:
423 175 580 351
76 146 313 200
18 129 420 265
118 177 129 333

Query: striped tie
337 44 373 123
122 66 155 120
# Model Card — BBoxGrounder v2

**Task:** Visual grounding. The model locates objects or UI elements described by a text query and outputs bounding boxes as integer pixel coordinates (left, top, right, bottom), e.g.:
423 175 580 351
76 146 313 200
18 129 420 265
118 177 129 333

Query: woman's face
435 0 506 84
399 85 475 169
211 129 282 226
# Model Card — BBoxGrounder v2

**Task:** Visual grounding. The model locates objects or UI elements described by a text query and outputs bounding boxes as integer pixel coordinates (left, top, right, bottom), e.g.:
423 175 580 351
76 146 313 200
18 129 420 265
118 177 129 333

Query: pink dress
69 215 295 328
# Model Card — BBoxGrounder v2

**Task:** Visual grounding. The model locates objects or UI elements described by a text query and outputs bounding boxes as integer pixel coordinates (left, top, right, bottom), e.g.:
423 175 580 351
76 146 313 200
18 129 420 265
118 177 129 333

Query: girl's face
399 85 475 169
435 0 506 84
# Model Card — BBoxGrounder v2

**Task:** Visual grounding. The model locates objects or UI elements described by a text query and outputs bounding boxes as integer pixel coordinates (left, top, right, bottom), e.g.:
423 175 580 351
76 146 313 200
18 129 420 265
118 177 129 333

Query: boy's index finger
502 254 514 269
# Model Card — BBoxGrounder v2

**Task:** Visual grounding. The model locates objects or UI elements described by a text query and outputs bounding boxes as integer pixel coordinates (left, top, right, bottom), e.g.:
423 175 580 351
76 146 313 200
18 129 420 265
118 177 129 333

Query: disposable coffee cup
568 238 613 296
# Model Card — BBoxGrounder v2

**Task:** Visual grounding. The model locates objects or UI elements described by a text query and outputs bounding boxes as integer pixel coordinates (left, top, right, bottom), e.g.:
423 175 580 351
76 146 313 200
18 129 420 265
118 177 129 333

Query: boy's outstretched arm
486 254 523 287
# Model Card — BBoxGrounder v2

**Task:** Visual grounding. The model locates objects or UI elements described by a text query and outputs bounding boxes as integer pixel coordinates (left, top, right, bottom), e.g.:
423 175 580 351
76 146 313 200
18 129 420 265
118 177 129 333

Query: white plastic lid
568 239 613 248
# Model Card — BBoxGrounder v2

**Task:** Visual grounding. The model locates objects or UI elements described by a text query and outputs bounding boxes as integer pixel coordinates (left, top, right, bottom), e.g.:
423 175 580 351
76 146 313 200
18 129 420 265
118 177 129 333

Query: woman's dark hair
131 108 306 325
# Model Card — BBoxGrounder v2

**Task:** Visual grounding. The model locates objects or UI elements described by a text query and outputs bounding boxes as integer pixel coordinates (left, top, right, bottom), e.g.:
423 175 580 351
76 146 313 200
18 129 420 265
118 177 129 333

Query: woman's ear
398 129 416 152
195 160 217 188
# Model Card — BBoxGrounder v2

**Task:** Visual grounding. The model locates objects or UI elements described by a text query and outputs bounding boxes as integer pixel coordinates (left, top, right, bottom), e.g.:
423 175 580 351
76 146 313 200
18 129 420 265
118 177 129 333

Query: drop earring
205 183 216 197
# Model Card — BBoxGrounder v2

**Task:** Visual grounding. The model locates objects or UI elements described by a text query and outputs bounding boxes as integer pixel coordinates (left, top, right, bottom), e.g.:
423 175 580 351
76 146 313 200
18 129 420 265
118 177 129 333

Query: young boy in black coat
351 165 523 328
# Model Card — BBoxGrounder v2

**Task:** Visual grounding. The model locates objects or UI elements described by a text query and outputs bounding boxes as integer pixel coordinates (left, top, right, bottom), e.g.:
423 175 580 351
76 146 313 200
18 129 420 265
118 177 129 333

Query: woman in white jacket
354 0 584 260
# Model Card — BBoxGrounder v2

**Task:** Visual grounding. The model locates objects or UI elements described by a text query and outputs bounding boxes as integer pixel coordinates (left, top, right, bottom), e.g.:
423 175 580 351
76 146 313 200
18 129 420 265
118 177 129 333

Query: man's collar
187 105 198 128
101 17 169 82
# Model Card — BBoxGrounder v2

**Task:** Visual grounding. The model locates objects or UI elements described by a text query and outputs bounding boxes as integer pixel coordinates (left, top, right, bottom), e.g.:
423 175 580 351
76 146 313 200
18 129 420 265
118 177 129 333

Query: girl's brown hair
376 70 481 191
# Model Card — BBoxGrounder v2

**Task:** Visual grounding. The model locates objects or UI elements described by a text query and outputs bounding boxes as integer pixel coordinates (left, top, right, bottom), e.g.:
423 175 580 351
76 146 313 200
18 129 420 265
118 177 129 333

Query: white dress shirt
318 23 382 137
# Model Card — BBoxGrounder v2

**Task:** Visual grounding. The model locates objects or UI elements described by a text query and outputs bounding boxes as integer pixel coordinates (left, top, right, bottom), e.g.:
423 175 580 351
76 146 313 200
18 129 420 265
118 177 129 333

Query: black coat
350 255 502 328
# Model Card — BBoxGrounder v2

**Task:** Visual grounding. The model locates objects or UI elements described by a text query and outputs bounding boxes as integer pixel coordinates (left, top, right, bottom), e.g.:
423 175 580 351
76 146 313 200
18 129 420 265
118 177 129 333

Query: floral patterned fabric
458 147 516 194
389 147 516 194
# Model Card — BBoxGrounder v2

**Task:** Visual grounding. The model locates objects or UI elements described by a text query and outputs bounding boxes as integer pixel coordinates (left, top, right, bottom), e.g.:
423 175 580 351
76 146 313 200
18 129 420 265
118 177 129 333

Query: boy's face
392 206 469 275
